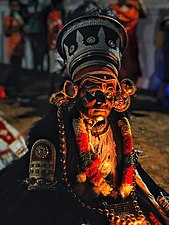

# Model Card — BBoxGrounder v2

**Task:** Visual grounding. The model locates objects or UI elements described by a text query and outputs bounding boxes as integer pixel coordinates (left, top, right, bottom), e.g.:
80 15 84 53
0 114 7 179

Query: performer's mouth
91 118 109 136
95 119 106 128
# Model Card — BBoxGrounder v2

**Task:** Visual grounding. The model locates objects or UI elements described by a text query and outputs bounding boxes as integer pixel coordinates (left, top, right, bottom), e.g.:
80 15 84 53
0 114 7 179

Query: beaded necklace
57 105 149 224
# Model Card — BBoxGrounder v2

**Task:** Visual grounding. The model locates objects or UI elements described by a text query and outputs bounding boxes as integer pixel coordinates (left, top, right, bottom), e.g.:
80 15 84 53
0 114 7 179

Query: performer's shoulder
27 107 60 149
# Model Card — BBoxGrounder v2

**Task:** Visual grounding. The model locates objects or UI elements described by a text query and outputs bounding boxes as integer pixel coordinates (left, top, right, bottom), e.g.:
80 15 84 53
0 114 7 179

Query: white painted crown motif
57 15 128 79
64 26 121 71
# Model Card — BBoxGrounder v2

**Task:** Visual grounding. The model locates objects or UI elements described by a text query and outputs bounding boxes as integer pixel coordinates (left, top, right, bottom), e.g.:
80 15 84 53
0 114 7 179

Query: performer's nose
95 90 106 104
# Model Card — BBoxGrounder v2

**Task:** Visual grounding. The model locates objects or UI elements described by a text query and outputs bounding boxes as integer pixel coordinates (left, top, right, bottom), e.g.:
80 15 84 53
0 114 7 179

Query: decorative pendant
114 78 136 112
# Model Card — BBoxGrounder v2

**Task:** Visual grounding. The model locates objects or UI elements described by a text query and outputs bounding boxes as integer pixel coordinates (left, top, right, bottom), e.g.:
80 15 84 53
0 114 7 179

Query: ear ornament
114 79 136 112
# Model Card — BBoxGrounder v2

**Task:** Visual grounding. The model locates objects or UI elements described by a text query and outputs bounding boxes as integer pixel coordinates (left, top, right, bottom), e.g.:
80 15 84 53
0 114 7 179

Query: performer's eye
90 90 96 97
105 92 113 99
84 91 95 101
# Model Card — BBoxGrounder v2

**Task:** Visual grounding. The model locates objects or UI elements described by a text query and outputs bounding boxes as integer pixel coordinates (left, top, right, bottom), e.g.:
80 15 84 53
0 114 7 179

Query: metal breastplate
28 139 56 190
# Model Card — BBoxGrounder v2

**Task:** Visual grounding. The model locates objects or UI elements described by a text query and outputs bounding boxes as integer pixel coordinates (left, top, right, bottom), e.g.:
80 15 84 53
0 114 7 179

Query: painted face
78 77 117 122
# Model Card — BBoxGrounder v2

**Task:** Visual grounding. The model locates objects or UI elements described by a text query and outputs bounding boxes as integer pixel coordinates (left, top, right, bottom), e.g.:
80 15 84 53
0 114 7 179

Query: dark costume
0 8 168 225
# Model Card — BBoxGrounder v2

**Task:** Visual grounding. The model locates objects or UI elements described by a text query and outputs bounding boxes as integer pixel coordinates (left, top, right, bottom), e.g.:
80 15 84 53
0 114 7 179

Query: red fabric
0 85 6 99
111 2 142 82
149 212 162 225
0 121 18 145
112 3 139 35
3 15 24 58
126 0 139 7
0 149 11 156
47 10 63 49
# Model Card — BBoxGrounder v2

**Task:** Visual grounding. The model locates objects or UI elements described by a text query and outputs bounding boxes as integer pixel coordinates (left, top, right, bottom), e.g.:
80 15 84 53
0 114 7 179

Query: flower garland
73 116 134 198
73 118 113 196
118 118 134 198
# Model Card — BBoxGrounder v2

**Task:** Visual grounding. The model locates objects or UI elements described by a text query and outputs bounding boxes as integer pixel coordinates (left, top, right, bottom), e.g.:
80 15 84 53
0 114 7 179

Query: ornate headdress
50 7 136 112
57 8 128 81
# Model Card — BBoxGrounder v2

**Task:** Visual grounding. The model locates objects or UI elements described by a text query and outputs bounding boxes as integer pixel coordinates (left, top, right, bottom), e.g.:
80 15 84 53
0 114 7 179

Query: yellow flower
96 178 113 196
119 183 133 198
92 186 101 196
76 173 86 183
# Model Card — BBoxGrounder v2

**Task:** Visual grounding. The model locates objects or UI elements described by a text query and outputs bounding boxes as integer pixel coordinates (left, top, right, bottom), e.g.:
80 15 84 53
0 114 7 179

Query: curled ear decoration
63 80 78 98
114 91 131 112
120 78 137 96
113 78 136 112
50 80 78 107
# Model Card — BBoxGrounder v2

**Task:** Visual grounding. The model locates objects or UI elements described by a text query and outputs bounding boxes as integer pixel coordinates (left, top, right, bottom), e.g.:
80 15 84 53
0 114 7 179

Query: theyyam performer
0 7 168 225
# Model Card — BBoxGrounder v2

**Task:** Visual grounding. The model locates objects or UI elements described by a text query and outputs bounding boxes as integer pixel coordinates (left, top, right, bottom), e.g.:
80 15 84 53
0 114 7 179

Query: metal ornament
114 79 136 112
120 78 137 96
50 80 78 107
28 139 56 190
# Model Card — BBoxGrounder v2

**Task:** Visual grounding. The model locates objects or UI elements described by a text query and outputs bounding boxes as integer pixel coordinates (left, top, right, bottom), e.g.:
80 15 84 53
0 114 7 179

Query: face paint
78 77 116 122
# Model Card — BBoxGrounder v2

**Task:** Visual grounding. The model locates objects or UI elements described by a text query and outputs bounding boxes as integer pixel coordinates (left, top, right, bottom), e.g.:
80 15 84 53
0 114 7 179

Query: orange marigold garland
73 118 112 196
118 118 134 198
73 116 134 198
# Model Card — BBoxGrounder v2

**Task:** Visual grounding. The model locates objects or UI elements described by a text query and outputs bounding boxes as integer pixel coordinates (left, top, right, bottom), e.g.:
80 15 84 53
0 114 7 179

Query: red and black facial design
78 76 117 122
